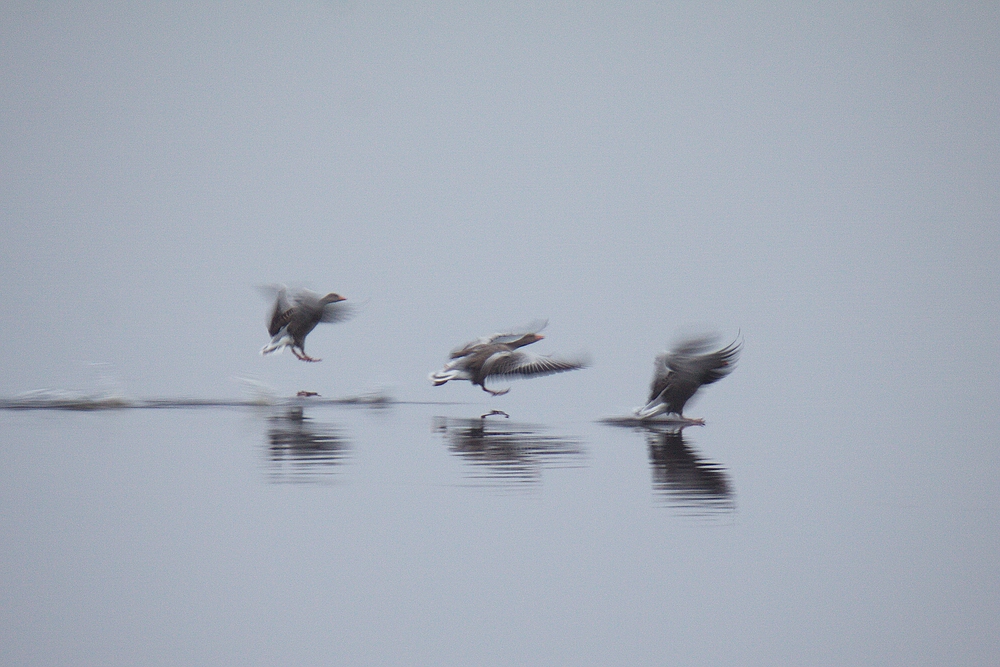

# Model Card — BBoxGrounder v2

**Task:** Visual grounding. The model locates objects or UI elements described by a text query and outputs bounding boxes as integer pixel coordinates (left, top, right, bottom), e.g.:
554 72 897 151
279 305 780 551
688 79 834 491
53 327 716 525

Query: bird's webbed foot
483 386 510 396
676 414 705 426
292 348 321 362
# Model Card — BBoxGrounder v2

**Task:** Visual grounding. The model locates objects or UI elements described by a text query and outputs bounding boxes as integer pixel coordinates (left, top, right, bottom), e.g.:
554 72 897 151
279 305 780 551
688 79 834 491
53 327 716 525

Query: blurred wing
485 350 589 378
651 337 741 413
647 369 703 414
450 338 487 359
256 283 286 301
261 285 293 336
647 354 673 403
489 319 548 345
319 301 357 324
451 320 549 357
289 288 321 310
666 338 741 386
667 333 721 358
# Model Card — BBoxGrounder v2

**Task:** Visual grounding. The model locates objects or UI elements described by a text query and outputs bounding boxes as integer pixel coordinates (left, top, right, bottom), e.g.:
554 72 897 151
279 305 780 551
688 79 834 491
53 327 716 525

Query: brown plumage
260 286 351 362
635 335 741 421
430 322 589 396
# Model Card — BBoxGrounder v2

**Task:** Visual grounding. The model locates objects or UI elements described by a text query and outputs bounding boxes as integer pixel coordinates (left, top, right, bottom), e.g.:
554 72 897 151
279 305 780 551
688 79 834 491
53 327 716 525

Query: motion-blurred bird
429 321 588 396
259 286 352 362
634 335 741 422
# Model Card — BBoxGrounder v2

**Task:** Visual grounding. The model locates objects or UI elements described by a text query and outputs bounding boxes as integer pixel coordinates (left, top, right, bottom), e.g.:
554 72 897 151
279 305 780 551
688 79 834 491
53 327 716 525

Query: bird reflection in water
641 424 734 515
432 416 584 487
265 406 350 483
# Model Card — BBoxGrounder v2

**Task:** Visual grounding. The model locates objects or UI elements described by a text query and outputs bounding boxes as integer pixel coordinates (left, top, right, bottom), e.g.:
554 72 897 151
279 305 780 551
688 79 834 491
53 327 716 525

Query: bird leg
292 347 321 363
481 385 509 396
680 415 705 426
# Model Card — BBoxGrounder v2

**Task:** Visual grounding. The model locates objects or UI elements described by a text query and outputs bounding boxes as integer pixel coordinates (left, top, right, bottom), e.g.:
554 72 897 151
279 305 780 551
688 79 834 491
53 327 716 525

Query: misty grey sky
1 1 997 420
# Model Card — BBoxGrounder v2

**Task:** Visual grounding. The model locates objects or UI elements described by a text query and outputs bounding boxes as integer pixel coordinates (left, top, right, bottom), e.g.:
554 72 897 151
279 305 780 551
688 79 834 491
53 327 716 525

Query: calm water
2 395 997 666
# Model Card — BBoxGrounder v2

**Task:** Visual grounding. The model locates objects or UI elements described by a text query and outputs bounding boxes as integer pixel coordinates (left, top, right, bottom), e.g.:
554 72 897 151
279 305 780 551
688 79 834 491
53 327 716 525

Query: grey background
1 2 998 665
3 2 995 415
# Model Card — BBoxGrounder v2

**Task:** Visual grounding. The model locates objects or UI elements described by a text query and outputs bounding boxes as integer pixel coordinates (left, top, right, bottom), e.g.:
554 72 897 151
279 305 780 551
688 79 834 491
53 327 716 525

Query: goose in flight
260 286 352 362
634 335 741 423
429 321 588 396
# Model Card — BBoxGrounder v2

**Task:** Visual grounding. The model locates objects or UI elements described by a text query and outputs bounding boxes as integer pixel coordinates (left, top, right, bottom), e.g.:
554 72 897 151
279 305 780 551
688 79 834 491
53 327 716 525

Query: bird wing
289 288 321 311
647 353 674 403
256 284 286 300
667 334 721 358
449 339 488 359
488 319 548 345
319 301 356 324
449 320 548 358
264 286 294 337
665 338 741 386
484 350 589 378
648 337 741 413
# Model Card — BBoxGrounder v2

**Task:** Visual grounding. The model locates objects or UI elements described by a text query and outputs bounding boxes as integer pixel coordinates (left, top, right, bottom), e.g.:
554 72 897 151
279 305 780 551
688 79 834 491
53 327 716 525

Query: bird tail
428 369 459 386
261 329 293 356
634 402 669 419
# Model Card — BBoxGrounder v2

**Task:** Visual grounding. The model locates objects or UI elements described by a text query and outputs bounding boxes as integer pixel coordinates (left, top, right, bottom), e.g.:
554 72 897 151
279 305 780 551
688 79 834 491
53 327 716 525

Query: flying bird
429 321 588 396
260 286 352 362
634 334 741 423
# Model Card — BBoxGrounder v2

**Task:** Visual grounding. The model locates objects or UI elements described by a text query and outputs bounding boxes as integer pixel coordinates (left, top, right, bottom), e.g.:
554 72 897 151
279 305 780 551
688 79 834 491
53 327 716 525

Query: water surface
2 396 996 666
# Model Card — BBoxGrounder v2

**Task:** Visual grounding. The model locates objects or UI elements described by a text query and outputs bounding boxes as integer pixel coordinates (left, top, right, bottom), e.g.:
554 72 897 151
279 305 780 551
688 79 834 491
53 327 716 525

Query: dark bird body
260 287 350 362
430 322 588 396
635 335 741 422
